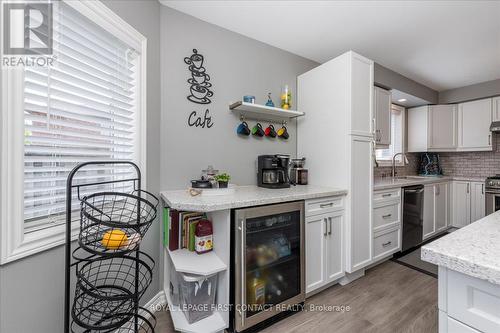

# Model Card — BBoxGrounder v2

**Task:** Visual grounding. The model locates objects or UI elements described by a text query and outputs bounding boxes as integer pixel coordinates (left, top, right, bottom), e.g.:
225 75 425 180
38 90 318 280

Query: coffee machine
257 155 290 189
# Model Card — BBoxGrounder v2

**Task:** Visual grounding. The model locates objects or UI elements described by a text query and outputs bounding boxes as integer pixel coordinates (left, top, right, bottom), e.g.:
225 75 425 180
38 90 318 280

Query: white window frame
376 104 406 167
0 0 147 264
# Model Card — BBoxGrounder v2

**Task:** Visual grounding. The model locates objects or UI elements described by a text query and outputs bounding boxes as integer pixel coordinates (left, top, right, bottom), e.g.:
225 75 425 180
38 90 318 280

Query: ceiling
391 89 430 108
161 0 500 92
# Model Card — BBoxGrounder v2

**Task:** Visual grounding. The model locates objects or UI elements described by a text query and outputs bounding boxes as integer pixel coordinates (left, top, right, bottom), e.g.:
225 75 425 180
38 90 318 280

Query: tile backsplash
374 134 500 179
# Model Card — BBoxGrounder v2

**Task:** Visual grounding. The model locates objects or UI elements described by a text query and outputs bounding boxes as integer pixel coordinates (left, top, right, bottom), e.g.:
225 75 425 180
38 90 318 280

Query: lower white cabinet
439 267 500 333
305 197 344 294
372 188 401 262
423 182 450 240
451 181 485 228
470 182 485 222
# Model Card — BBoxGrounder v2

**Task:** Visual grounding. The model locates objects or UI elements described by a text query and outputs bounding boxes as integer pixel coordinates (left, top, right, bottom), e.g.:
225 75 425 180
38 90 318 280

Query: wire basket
76 252 154 301
79 190 158 255
71 306 156 333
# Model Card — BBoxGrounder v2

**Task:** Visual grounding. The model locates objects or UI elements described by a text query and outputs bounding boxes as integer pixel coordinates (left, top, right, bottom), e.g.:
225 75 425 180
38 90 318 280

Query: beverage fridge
231 201 305 332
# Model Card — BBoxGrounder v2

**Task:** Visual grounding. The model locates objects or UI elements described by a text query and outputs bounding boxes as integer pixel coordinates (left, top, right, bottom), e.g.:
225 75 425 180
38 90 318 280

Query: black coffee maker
257 155 290 189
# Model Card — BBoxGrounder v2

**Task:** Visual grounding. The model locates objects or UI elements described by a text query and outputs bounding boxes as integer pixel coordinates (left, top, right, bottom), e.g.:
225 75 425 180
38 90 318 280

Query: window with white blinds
23 2 140 230
376 105 405 162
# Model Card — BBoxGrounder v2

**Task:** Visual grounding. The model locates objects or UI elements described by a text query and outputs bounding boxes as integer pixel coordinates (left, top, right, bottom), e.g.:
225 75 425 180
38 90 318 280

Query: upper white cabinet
493 96 500 121
408 98 493 152
374 86 391 147
298 51 374 274
407 105 457 152
429 105 458 149
458 99 492 151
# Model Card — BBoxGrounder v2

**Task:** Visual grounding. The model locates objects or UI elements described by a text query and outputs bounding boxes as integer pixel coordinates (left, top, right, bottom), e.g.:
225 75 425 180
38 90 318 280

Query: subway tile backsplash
374 135 500 179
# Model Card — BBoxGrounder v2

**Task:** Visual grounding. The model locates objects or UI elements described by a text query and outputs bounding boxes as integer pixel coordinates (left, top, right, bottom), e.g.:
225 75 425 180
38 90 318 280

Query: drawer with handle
305 196 344 217
373 188 401 204
373 202 400 231
373 227 400 260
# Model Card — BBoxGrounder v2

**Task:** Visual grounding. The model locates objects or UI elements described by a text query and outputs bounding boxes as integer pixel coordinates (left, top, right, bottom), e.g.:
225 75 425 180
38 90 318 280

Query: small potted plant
214 173 231 188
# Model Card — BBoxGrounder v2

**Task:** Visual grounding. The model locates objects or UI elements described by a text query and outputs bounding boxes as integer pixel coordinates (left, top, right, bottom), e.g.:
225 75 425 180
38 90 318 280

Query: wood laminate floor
153 261 438 333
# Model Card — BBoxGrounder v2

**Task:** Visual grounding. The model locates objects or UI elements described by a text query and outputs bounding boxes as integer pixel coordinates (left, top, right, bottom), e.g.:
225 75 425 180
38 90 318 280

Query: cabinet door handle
489 134 491 146
482 184 484 195
320 202 334 208
467 183 470 193
382 193 392 197
328 217 332 235
382 241 392 247
382 214 392 219
323 218 328 236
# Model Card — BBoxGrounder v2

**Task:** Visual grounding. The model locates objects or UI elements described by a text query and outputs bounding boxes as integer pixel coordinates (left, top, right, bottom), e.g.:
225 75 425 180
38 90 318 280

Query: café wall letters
184 49 214 128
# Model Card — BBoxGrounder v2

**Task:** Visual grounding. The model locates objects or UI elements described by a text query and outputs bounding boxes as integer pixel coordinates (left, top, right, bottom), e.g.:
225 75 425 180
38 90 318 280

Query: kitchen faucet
392 152 409 178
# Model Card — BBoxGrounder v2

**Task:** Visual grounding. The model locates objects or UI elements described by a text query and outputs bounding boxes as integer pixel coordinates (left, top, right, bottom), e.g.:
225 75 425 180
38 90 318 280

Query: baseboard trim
116 290 166 332
143 290 167 317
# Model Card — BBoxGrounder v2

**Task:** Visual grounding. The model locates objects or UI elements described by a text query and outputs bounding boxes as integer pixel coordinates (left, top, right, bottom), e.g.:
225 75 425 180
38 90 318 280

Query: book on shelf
167 209 206 252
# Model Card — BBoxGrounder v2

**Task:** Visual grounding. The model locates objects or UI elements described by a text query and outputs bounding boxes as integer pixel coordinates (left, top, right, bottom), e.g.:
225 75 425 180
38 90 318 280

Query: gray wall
374 63 439 104
0 1 161 332
439 78 500 104
160 6 318 190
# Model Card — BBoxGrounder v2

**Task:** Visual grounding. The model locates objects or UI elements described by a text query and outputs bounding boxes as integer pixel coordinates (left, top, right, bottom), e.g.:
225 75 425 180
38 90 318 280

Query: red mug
265 124 277 138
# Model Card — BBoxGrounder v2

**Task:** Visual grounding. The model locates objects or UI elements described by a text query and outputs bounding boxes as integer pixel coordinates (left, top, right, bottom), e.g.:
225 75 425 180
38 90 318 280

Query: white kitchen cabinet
305 197 344 294
305 213 328 292
372 188 401 262
458 99 492 151
374 86 391 147
429 105 457 150
298 51 374 276
423 182 449 240
452 181 472 228
470 182 485 222
423 184 435 239
435 183 449 232
451 181 485 227
493 96 500 121
407 105 457 152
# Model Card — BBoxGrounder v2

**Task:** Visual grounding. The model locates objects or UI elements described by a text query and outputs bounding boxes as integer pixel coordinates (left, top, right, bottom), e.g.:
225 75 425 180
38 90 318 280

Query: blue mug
237 121 251 136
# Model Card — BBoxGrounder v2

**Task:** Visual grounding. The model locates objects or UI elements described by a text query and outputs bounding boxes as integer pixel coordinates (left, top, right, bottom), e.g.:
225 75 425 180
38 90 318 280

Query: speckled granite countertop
421 212 500 285
374 176 485 191
160 185 347 212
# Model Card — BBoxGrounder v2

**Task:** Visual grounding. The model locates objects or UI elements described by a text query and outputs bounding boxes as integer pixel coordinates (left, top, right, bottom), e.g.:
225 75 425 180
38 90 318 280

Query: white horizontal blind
376 105 403 161
23 2 139 229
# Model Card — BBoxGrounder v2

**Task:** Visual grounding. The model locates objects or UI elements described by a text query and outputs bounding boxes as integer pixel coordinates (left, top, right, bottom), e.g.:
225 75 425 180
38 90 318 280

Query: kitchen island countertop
160 185 347 212
421 211 500 285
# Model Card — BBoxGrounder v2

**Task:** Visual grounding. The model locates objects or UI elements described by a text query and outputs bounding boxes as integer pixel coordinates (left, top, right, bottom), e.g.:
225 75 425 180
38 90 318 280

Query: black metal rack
64 161 158 333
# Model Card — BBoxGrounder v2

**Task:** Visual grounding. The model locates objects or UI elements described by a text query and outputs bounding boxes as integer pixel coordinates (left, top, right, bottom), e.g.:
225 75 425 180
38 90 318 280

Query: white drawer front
373 228 400 260
448 269 500 333
447 317 481 333
306 196 344 216
373 188 401 204
373 203 400 231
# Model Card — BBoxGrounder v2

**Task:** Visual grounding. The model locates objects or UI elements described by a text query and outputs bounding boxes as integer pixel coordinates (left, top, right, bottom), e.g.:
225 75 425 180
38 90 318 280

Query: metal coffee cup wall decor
184 49 214 129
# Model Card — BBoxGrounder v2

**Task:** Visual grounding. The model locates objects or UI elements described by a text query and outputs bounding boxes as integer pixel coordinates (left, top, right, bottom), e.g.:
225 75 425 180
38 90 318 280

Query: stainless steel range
485 175 500 215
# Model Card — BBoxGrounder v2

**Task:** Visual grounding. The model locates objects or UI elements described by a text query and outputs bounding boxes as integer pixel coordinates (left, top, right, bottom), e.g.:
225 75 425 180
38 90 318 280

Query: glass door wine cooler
234 201 305 332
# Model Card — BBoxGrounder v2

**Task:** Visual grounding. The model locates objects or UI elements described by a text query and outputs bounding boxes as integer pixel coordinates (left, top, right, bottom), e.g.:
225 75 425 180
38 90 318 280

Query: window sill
376 160 406 167
1 223 79 265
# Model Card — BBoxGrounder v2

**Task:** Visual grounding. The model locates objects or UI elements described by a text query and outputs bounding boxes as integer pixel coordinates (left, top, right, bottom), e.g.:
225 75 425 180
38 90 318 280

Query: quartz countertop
421 212 500 285
374 176 485 191
160 185 347 212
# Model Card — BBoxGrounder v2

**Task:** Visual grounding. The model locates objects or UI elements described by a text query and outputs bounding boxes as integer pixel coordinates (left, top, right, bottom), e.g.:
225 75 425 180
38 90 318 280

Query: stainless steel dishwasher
402 185 424 252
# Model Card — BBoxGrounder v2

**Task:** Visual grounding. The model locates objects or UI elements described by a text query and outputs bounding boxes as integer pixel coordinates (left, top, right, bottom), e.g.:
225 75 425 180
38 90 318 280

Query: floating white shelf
168 249 227 276
229 101 304 122
166 293 227 333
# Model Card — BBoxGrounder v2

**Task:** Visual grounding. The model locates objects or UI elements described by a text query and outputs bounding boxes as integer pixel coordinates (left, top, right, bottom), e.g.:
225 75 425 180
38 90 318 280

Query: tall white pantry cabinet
298 51 374 275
